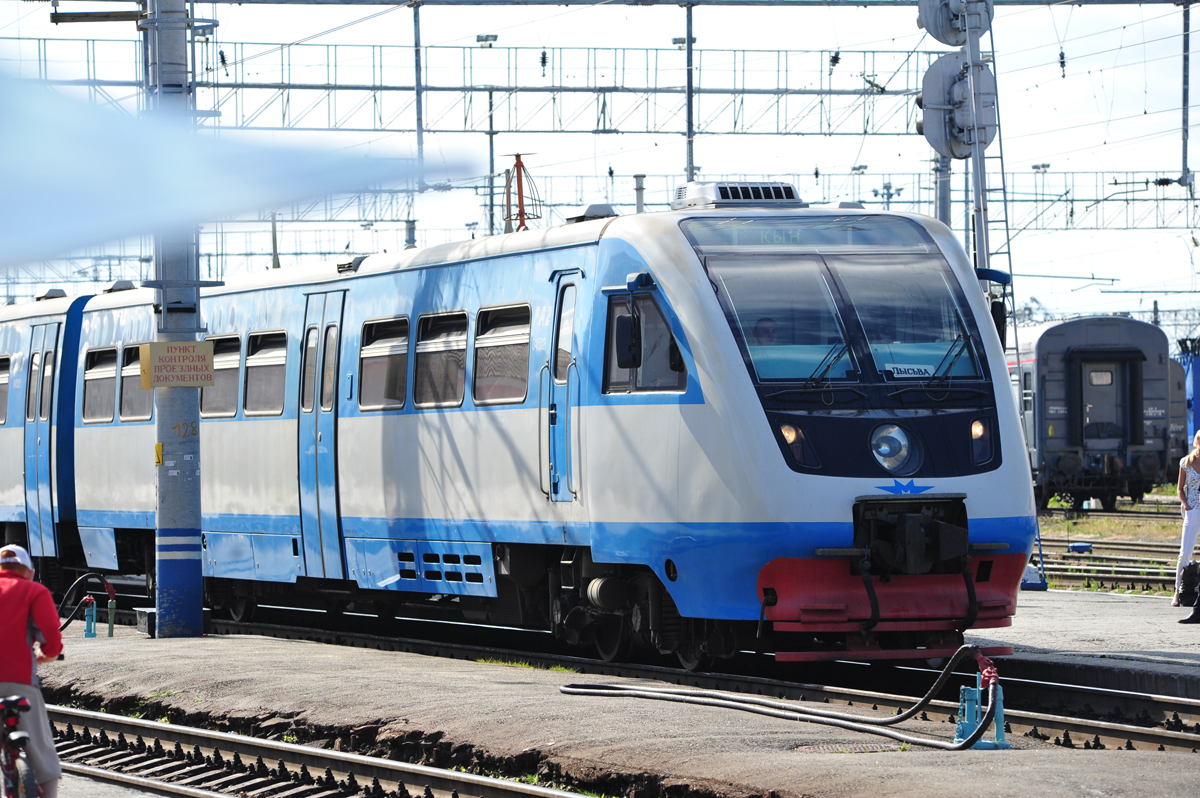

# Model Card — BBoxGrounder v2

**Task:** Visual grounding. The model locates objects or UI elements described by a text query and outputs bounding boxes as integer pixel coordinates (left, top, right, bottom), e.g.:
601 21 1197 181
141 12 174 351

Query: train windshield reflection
828 254 980 381
709 256 856 382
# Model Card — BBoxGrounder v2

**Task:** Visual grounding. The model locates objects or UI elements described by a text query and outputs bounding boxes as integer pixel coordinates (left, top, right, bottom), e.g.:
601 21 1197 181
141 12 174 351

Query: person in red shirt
0 544 62 798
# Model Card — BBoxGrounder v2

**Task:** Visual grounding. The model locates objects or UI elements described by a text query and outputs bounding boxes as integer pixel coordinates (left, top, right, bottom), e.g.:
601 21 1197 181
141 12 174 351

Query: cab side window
604 294 687 393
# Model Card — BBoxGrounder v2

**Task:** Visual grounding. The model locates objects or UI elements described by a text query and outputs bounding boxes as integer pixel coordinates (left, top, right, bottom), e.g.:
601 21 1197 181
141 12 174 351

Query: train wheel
675 647 711 673
594 619 632 662
229 597 256 623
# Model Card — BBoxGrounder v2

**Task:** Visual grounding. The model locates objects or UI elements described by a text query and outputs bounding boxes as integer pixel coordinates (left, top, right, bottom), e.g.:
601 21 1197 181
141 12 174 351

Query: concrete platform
36 591 1200 798
968 589 1200 697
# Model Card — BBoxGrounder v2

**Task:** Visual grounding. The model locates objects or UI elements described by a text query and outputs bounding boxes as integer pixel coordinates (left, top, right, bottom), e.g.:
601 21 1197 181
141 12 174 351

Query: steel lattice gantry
3 36 934 136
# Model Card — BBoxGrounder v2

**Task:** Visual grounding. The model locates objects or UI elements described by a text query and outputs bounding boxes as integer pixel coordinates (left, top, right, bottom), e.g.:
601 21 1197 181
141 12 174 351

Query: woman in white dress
1176 431 1200 621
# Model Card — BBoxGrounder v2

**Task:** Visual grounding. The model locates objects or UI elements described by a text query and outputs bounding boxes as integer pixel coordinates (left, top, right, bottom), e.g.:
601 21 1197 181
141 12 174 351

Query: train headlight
778 422 820 468
970 417 993 464
870 424 920 475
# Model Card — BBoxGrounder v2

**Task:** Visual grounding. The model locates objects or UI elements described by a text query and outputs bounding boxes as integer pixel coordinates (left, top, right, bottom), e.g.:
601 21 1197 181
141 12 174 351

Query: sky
0 0 1197 335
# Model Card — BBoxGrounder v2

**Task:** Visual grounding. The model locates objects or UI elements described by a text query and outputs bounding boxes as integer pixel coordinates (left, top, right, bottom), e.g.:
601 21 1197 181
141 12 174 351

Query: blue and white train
0 181 1036 666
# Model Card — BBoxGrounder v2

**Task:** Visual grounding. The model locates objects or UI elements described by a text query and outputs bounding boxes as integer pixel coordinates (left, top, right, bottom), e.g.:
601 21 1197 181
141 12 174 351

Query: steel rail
198 618 1200 751
49 705 582 798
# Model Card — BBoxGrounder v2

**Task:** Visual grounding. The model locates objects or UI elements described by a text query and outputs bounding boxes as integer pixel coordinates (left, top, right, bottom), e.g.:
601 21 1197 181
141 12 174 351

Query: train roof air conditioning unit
670 181 806 210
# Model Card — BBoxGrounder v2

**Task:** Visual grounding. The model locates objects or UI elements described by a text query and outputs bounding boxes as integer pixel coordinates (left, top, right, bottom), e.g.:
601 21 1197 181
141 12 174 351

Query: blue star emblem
875 479 934 495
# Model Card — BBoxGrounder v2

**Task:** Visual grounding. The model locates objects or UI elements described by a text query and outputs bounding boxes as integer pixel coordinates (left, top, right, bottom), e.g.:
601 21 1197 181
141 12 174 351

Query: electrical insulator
540 50 548 77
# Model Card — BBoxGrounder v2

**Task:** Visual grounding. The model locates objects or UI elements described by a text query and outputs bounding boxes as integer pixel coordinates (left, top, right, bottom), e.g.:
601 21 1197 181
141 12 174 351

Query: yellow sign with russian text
139 341 215 389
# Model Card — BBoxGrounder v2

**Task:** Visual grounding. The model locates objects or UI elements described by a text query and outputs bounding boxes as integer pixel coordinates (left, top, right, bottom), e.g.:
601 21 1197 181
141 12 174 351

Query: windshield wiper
803 341 849 388
765 386 867 401
929 309 973 385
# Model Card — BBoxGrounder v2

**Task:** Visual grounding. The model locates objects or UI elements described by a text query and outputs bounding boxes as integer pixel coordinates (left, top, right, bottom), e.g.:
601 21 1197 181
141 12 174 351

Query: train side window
244 332 287 415
39 349 54 421
359 318 408 411
553 285 576 383
119 346 153 421
473 306 530 404
0 358 9 425
1022 371 1033 412
300 327 319 413
25 352 39 421
82 348 118 423
604 295 687 394
320 325 338 412
414 313 467 408
201 336 241 418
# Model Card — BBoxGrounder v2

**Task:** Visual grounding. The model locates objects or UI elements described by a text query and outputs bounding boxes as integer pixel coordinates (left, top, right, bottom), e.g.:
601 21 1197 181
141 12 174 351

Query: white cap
0 544 33 570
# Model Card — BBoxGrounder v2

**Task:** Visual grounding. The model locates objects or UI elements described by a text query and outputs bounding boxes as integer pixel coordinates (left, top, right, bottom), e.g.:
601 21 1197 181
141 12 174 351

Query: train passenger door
23 324 58 557
545 277 579 503
1082 362 1122 450
298 292 346 578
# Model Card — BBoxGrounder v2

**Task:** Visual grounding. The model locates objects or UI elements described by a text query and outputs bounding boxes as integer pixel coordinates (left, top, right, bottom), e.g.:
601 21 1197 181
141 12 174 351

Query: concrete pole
685 4 694 182
413 2 425 190
149 0 204 638
634 174 646 213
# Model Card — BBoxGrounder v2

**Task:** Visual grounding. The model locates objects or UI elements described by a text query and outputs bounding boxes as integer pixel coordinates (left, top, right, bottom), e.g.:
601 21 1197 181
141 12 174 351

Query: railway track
62 606 1200 762
50 704 580 798
1033 536 1180 590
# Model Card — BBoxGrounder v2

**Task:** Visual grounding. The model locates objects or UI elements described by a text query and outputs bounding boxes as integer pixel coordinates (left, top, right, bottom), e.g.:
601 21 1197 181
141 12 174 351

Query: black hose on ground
57 572 117 632
560 645 1002 751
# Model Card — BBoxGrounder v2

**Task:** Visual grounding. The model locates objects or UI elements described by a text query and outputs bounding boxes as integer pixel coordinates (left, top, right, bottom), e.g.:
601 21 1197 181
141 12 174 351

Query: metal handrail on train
565 358 579 499
537 363 550 497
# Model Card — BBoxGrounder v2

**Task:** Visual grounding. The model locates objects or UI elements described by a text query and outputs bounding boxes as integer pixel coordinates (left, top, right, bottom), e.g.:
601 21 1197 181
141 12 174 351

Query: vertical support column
935 155 952 225
1184 2 1192 195
413 2 425 191
634 174 646 213
148 0 204 638
965 27 990 273
487 88 495 236
685 4 695 182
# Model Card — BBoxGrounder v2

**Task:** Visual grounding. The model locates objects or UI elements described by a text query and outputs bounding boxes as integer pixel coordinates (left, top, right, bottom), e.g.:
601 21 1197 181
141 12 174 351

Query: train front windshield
682 216 984 384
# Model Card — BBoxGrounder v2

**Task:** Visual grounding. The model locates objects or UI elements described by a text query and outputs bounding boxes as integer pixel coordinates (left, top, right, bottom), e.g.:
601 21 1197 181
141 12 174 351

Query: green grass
474 657 579 674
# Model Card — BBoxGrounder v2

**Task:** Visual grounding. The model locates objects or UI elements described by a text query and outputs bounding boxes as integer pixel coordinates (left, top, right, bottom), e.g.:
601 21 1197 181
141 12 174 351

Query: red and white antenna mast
502 153 543 232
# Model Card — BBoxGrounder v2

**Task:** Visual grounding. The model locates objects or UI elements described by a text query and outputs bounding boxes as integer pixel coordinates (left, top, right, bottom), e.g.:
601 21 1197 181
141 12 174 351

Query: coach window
201 336 241 417
39 348 54 421
414 313 467 408
473 306 530 404
359 318 408 410
0 358 10 425
82 348 118 423
320 325 339 412
604 295 687 393
119 346 153 421
244 332 287 415
300 327 319 412
25 352 39 421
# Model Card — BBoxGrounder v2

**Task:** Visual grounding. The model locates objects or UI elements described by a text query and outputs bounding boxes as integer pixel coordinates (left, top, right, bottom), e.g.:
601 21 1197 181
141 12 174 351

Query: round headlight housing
870 424 921 475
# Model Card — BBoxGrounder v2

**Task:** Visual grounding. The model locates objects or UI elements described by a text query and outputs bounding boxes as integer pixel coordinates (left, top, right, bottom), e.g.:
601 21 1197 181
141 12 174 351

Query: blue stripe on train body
14 208 1036 624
